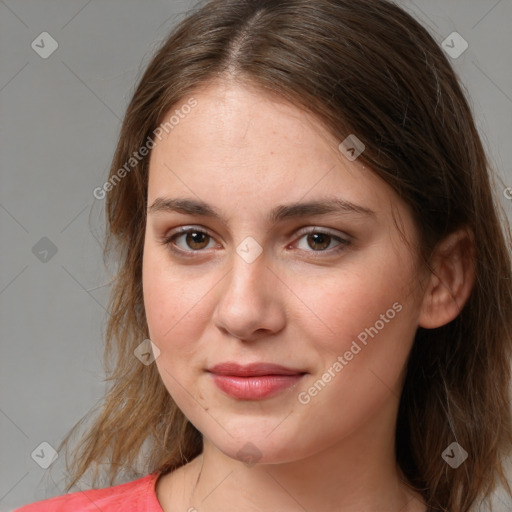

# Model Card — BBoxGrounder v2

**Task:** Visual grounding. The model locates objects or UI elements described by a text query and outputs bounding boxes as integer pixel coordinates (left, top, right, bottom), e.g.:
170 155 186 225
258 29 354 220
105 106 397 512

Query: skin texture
142 79 475 512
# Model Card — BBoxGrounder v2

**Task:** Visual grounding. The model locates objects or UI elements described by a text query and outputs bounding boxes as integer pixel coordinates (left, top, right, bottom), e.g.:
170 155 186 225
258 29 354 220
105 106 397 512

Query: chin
200 424 314 467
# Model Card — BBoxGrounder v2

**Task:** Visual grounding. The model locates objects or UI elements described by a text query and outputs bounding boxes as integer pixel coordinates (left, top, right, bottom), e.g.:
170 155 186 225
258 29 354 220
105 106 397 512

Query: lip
207 362 306 400
208 362 306 376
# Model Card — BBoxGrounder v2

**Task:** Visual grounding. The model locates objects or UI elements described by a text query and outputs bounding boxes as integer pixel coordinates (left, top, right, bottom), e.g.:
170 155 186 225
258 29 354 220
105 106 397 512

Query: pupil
309 233 329 250
188 232 207 249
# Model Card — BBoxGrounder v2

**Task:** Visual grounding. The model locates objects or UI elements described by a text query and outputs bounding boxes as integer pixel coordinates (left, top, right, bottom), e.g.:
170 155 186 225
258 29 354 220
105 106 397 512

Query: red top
13 472 165 511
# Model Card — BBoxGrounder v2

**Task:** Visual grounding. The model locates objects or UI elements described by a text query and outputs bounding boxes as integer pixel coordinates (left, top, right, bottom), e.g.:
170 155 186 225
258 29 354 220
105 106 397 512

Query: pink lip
207 362 306 400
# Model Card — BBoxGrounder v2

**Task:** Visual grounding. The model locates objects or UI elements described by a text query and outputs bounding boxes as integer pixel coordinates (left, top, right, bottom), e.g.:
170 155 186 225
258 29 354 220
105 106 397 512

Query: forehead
146 80 408 228
153 80 339 161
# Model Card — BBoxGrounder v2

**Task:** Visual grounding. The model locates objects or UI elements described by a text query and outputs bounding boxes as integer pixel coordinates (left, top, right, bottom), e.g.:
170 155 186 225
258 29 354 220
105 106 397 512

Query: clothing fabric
13 472 164 511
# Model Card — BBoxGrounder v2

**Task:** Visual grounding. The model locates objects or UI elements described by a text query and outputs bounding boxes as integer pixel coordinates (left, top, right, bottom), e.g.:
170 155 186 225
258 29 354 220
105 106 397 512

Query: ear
418 227 476 329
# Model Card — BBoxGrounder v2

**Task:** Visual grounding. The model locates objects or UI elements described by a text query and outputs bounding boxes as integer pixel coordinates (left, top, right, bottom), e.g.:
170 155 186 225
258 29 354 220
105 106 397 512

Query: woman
15 0 512 511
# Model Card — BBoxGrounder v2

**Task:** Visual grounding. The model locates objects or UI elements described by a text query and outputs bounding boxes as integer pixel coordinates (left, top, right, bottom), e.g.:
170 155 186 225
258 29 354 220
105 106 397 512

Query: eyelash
159 226 351 258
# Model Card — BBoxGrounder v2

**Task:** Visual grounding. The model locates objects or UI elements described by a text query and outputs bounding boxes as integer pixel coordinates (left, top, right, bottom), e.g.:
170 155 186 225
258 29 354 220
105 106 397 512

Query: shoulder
13 472 164 512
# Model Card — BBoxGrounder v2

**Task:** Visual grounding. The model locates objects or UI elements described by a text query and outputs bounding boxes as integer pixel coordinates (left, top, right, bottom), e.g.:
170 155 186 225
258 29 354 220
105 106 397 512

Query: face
142 80 426 465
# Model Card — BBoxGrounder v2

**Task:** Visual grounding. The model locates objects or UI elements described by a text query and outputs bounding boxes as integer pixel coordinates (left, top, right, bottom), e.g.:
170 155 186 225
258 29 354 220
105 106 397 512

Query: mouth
206 362 307 400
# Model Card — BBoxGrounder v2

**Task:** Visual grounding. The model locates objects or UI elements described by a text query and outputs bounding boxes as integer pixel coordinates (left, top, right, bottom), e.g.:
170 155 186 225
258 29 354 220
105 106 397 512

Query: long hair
57 1 512 510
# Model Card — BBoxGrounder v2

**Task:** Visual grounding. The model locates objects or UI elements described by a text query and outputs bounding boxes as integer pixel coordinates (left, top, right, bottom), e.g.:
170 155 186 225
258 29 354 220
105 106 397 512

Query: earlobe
418 227 476 329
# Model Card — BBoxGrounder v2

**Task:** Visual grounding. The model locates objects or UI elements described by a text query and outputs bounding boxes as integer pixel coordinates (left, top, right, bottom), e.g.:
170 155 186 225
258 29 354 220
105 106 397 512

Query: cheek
291 251 418 408
144 274 204 354
142 262 211 409
291 254 412 351
142 248 225 376
143 247 197 353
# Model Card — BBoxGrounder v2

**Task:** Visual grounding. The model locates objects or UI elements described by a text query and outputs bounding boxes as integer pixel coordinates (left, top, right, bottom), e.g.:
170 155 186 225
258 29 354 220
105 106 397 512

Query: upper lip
207 362 306 377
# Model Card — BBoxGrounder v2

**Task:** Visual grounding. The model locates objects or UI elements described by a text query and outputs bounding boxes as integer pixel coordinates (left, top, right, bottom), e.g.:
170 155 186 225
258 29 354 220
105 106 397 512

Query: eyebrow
147 196 376 224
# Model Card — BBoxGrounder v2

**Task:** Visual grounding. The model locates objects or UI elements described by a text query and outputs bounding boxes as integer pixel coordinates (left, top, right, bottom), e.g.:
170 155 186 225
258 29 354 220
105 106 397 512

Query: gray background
1 1 511 510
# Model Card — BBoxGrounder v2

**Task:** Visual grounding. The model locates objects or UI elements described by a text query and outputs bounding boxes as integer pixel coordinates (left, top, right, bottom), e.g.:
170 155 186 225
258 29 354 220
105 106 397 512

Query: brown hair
56 1 512 510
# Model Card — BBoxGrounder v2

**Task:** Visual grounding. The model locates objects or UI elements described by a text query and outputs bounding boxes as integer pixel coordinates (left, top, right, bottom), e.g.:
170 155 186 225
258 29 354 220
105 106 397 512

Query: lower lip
210 373 304 400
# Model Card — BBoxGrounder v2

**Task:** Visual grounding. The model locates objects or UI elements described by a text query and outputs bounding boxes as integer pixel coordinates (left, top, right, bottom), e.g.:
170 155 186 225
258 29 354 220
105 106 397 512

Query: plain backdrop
1 0 511 510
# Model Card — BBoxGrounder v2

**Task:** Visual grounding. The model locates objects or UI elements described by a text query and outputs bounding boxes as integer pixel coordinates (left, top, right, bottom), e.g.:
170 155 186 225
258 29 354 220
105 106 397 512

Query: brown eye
162 228 216 255
306 232 332 251
183 231 210 250
161 227 350 259
295 229 350 254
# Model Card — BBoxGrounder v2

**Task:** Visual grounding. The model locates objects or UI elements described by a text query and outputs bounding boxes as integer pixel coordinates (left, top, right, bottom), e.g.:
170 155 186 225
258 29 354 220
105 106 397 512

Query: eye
292 228 350 255
160 226 351 257
161 227 216 255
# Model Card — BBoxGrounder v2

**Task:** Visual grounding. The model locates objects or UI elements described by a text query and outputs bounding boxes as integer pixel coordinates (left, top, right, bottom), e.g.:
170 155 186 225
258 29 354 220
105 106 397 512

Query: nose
212 249 287 342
